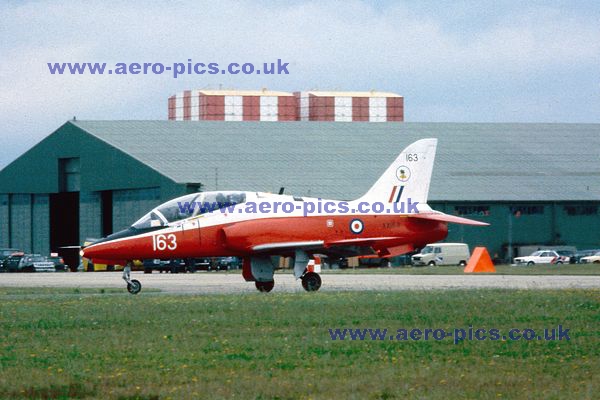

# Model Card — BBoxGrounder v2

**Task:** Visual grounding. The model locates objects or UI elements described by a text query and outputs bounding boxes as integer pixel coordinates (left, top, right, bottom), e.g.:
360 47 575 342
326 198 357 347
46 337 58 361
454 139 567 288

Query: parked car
2 254 24 272
572 249 600 264
411 243 470 266
392 252 417 267
216 256 240 270
192 258 214 271
358 257 389 268
47 255 68 271
555 250 574 264
7 254 55 272
143 258 189 274
0 248 22 263
580 251 600 264
514 250 565 266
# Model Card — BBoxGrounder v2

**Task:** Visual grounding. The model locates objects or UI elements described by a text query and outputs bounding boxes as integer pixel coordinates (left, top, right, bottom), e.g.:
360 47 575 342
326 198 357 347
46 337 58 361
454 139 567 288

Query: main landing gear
255 280 275 292
293 250 321 292
247 253 323 293
253 273 321 292
301 271 322 292
123 261 142 295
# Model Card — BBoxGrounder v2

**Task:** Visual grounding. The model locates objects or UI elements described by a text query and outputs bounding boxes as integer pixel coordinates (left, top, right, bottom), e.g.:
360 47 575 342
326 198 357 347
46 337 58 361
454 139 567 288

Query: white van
411 243 470 266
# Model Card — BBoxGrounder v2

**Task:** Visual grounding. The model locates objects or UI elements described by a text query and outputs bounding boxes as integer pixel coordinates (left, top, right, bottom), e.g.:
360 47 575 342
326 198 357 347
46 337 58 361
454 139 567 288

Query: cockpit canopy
132 191 247 229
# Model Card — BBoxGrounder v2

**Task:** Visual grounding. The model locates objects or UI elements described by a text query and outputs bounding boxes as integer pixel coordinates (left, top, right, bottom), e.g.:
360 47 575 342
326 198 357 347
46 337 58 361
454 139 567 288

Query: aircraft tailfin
357 138 437 206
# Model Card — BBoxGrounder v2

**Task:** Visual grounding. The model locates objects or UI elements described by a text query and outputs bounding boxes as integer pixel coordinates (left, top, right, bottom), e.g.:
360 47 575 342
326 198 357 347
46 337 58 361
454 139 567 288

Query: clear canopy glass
132 191 247 229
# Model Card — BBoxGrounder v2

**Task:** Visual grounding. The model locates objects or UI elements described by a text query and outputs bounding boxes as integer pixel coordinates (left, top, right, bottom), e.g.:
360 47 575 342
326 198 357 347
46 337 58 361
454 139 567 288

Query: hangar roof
70 121 600 202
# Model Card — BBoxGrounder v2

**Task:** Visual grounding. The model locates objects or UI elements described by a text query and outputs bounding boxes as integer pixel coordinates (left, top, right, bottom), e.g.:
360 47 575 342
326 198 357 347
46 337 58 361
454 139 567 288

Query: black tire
555 261 563 265
301 272 322 292
428 261 436 266
255 280 275 292
127 279 142 295
527 261 534 266
459 261 467 267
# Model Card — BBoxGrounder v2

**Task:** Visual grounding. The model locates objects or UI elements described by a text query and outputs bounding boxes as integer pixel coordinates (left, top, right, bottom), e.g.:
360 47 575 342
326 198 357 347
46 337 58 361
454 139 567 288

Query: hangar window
510 205 544 215
58 158 80 192
454 205 490 217
564 205 598 216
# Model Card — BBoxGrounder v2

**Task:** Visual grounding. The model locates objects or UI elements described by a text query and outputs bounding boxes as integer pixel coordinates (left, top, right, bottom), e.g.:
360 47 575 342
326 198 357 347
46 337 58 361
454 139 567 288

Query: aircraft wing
251 237 414 259
410 212 489 226
252 237 402 252
252 241 325 251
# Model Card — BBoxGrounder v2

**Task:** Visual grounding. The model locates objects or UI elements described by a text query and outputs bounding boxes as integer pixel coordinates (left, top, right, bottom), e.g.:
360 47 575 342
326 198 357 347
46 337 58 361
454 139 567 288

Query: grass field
0 289 598 399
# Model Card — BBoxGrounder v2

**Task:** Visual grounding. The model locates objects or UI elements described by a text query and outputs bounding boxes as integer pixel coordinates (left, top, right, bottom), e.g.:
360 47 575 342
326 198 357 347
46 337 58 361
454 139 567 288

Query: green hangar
0 120 598 268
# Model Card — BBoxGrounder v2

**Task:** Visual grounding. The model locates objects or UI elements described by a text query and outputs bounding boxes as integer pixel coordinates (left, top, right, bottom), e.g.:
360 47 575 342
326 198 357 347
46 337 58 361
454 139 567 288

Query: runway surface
1 272 599 294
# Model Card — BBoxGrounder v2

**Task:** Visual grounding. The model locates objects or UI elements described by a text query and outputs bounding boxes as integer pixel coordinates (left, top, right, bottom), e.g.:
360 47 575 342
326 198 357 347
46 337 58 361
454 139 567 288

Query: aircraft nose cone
81 242 103 260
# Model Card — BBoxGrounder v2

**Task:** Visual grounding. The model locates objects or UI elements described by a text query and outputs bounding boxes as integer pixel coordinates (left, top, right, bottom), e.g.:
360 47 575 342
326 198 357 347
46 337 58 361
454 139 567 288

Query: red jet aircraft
81 138 487 294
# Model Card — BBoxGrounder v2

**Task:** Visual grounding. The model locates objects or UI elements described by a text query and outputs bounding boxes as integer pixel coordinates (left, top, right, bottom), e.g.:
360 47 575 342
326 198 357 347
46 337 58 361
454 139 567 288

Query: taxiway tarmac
1 272 599 294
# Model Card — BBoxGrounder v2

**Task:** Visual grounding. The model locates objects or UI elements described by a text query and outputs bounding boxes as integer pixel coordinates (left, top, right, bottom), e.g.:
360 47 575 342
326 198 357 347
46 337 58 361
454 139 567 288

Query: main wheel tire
428 261 436 266
301 272 322 292
527 261 534 266
459 261 467 267
555 261 563 265
127 279 142 295
255 280 275 292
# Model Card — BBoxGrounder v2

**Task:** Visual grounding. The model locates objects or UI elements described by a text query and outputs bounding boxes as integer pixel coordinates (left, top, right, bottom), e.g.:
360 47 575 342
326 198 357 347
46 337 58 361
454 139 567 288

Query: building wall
32 194 49 255
169 92 298 121
555 203 600 249
433 201 600 260
278 96 297 121
295 92 404 122
0 194 9 247
9 194 32 253
80 191 102 243
112 187 161 232
168 90 402 121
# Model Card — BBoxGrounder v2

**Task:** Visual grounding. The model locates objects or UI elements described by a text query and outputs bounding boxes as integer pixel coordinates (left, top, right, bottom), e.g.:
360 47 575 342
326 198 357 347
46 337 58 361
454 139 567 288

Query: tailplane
357 138 437 207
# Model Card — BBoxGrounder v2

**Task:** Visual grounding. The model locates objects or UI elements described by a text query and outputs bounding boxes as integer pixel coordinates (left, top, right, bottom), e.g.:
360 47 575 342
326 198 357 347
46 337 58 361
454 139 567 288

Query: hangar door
50 158 80 271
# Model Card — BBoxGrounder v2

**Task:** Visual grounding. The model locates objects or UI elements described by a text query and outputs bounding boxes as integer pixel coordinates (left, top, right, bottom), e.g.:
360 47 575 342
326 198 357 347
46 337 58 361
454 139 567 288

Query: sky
1 0 599 168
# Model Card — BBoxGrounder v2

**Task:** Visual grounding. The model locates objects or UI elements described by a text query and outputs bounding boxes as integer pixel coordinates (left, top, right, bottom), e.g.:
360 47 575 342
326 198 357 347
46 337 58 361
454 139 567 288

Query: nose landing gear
123 262 142 295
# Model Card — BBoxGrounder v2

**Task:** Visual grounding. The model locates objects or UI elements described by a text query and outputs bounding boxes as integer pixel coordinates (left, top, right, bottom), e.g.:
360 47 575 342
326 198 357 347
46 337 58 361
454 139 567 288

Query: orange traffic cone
464 247 496 273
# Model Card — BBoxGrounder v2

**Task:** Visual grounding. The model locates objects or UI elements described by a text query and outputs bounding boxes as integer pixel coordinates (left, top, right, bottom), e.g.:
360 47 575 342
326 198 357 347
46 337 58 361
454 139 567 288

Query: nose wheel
127 280 142 294
301 272 322 292
123 262 142 295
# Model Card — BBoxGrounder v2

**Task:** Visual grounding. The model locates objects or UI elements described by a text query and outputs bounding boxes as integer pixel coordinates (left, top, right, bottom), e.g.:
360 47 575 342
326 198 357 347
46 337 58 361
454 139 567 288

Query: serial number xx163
152 233 177 251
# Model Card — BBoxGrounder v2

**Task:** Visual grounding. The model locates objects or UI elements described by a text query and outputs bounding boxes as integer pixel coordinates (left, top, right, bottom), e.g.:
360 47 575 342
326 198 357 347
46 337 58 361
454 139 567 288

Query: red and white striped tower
168 90 403 122
293 91 404 122
168 89 298 121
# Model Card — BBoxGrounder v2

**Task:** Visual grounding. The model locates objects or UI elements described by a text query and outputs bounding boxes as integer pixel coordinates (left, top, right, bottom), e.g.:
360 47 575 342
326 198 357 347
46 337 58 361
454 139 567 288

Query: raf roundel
349 218 364 234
